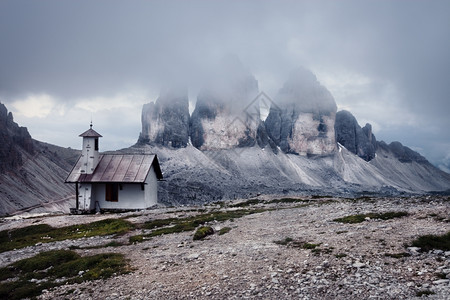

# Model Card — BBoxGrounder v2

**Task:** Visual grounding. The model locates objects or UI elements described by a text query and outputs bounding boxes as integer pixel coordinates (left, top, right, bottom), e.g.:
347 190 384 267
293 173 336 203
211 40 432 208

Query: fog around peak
0 0 449 171
276 67 337 114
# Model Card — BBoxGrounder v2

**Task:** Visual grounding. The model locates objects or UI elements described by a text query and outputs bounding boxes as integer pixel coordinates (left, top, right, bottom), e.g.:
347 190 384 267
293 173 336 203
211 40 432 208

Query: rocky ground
1 195 449 299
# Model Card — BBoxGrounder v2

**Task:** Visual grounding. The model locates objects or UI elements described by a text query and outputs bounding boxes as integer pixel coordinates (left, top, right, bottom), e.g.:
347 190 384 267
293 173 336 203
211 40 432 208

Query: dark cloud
0 0 449 168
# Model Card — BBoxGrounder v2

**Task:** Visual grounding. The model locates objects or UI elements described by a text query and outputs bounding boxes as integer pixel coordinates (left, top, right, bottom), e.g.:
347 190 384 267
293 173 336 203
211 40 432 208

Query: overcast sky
1 0 449 172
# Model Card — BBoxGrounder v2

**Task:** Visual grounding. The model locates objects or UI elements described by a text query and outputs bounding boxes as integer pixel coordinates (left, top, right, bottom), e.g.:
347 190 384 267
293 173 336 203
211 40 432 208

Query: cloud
12 94 60 118
0 0 449 170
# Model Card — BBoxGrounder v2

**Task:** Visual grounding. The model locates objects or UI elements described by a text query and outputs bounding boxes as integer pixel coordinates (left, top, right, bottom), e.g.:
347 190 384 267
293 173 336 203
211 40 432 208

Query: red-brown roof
65 154 163 183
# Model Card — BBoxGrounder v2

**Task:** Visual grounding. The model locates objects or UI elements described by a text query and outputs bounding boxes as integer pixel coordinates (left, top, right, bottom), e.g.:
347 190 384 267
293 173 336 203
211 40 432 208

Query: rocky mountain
1 64 450 216
139 88 190 148
136 65 450 205
335 110 377 161
265 68 337 156
190 57 260 150
0 103 34 172
0 103 78 216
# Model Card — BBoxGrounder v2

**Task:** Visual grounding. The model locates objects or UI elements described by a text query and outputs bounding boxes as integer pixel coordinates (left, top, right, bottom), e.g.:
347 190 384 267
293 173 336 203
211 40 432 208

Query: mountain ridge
0 103 79 216
1 65 450 215
135 65 450 204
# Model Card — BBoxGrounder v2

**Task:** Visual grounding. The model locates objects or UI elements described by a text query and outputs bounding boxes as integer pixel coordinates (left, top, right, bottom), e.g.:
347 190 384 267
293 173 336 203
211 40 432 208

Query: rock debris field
1 195 449 299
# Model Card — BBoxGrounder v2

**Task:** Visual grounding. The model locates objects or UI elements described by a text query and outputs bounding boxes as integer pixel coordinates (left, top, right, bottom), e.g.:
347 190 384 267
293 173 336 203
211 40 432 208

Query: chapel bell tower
79 123 102 174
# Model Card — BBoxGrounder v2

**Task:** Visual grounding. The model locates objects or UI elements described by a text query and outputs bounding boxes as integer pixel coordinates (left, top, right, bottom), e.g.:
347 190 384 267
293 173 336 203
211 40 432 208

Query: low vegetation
229 199 263 207
218 227 231 235
267 198 310 205
416 290 435 297
335 253 347 258
229 197 312 208
333 211 408 224
409 231 450 252
274 237 324 251
311 195 332 199
302 242 321 249
0 219 133 253
69 241 126 250
0 250 130 300
129 209 267 243
193 226 214 240
129 235 146 244
384 252 411 259
273 237 294 246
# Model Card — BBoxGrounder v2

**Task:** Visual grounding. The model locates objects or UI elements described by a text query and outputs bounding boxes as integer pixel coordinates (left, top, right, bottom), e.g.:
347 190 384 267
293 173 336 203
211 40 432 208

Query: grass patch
384 252 411 259
129 209 267 243
302 242 321 249
311 195 332 199
70 241 126 250
218 227 231 235
335 253 347 258
267 198 309 204
129 235 151 244
143 218 178 229
409 231 450 252
229 199 263 207
0 250 130 300
333 211 408 224
228 197 310 208
0 219 134 253
416 290 435 297
273 237 293 245
273 238 323 252
120 213 142 220
193 226 214 240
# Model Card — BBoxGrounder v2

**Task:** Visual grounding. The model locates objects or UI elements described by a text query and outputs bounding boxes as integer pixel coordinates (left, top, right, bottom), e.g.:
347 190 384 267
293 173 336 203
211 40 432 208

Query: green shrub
0 250 130 300
129 235 145 244
267 198 309 204
384 252 411 259
302 243 321 249
77 241 125 249
0 219 133 253
416 290 435 297
410 231 450 251
13 250 79 273
218 227 231 235
333 211 408 224
139 209 266 239
143 218 178 229
274 237 293 245
335 253 347 258
230 199 263 207
193 226 214 240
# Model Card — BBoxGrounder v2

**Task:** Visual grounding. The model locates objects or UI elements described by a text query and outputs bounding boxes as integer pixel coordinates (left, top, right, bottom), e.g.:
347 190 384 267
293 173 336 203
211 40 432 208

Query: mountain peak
0 102 34 173
276 67 337 115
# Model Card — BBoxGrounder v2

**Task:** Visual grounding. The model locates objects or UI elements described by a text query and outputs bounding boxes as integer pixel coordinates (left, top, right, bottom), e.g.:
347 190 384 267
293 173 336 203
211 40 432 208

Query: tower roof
79 124 102 137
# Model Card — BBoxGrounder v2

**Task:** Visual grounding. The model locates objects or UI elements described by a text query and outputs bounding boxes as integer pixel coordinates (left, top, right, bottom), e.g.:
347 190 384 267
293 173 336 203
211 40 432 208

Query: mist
0 0 449 170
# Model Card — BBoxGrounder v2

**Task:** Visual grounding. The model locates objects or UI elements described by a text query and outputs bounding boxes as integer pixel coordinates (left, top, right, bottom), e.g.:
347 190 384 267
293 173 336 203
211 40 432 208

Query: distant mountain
1 63 449 215
136 65 450 205
0 102 79 216
265 67 337 156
